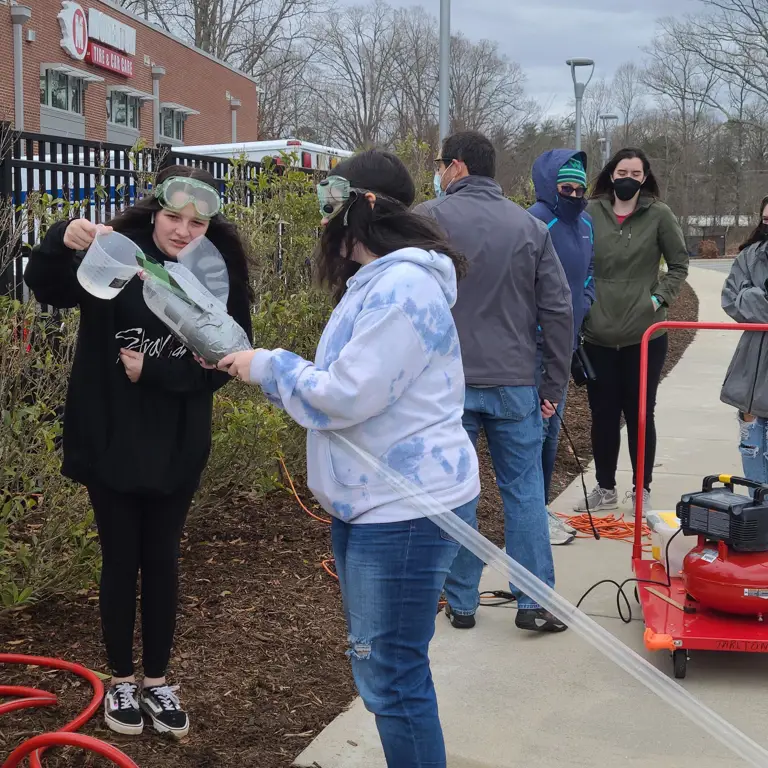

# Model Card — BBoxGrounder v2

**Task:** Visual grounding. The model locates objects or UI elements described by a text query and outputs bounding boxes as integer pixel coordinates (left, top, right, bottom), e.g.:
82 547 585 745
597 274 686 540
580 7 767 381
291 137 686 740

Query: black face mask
557 192 586 219
612 177 643 201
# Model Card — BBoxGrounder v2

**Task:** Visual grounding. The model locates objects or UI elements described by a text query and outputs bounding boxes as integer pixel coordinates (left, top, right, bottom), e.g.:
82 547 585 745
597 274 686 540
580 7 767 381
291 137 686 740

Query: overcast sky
337 0 704 112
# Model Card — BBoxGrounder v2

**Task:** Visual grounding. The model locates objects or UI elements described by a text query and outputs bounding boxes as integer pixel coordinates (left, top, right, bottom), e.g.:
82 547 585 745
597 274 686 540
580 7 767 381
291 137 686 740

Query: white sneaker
573 485 618 513
626 489 652 518
548 509 575 545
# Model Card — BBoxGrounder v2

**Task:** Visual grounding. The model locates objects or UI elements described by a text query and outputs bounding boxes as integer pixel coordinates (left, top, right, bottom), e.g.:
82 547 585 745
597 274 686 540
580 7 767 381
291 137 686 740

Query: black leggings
87 483 196 679
584 334 668 492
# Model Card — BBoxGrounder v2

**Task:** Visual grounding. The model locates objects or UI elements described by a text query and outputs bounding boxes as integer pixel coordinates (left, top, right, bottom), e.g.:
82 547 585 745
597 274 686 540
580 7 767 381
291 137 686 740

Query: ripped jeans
738 413 768 484
330 500 477 768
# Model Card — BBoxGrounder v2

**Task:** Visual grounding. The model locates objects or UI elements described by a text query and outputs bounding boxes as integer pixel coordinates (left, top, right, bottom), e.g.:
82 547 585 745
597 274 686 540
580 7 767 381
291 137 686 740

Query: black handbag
571 336 596 386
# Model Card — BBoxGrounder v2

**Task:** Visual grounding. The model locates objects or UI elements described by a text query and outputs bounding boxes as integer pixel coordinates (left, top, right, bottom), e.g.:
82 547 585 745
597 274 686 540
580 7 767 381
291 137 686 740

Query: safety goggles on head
558 184 586 199
317 175 403 225
317 175 357 221
154 177 221 219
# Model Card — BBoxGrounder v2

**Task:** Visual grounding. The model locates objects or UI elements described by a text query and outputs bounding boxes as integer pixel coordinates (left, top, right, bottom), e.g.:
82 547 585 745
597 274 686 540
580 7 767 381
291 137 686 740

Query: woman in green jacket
574 148 689 517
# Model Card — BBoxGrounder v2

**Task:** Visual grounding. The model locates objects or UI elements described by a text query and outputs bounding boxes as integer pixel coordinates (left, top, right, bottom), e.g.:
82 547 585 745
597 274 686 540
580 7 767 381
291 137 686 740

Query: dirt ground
0 282 698 768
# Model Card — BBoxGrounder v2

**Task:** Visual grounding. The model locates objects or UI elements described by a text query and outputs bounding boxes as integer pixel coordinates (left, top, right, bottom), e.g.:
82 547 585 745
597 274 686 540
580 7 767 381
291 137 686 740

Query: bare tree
312 1 399 148
390 7 439 145
256 45 319 139
450 34 529 138
641 19 720 223
681 0 768 108
116 0 319 79
612 63 645 142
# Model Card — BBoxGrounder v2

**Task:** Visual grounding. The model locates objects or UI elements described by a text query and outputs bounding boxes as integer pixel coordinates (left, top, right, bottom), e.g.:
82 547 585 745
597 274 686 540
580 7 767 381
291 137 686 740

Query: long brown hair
108 164 253 302
739 195 768 252
314 150 467 304
590 147 661 200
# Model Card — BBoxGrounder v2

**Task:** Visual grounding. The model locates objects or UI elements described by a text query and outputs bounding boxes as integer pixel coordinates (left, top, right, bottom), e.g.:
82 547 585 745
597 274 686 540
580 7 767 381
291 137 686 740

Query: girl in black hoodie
25 165 252 739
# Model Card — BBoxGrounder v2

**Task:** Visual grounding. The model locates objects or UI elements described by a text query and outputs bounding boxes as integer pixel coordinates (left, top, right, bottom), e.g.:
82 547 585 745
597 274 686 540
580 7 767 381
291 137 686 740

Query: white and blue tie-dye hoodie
249 247 480 524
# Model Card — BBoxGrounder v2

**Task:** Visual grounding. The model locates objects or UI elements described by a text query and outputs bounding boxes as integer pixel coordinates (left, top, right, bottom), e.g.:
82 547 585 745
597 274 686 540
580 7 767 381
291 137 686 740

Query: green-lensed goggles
154 177 221 219
317 175 356 220
317 175 402 224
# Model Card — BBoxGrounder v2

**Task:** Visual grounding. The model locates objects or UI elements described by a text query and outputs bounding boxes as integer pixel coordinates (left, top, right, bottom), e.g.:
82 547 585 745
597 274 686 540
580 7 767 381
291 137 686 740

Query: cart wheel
673 650 687 680
634 586 639 604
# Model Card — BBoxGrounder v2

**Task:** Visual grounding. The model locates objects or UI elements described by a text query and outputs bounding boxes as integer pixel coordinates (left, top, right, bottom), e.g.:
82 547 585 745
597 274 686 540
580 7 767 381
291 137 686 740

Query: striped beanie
557 157 587 187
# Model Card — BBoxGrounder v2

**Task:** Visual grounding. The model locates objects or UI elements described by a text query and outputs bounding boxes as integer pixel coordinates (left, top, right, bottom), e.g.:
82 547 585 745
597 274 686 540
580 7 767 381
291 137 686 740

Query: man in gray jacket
415 130 573 632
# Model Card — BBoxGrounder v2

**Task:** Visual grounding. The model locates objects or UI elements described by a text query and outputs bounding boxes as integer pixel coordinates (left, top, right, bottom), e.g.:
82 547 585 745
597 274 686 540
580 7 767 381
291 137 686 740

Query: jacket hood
348 247 458 307
532 149 588 210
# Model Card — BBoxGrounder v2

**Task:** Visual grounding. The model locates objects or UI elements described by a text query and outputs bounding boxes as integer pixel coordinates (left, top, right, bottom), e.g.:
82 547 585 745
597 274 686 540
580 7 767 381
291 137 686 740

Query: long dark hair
739 195 768 252
108 164 253 302
590 147 661 200
314 150 468 304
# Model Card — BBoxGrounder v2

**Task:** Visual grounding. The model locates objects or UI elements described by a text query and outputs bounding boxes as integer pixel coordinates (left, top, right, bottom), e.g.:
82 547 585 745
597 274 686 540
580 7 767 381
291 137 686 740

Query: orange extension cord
279 458 337 579
557 510 652 548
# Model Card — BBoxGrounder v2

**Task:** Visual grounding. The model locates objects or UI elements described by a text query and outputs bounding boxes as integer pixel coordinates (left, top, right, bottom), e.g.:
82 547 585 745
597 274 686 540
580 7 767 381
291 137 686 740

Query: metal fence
0 124 265 301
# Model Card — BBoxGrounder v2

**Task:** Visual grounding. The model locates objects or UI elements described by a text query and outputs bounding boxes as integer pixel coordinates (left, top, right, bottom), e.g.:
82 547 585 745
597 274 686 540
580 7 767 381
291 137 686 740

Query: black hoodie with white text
24 220 253 496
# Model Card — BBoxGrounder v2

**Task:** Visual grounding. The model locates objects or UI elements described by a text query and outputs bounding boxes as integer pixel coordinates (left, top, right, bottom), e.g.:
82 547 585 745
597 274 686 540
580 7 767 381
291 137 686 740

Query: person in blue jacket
528 150 595 545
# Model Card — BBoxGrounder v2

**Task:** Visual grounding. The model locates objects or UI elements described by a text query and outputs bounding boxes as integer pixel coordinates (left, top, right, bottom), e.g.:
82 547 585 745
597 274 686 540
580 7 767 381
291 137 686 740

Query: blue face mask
556 192 586 220
434 172 445 199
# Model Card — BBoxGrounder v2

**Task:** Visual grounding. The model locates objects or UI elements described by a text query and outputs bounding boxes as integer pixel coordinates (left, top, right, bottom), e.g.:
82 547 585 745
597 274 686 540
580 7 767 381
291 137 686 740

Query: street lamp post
566 58 595 152
599 113 619 166
439 0 451 144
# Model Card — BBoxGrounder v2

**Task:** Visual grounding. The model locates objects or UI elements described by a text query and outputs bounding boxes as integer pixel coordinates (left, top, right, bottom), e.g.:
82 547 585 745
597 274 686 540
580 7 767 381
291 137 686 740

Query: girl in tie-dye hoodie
219 150 479 767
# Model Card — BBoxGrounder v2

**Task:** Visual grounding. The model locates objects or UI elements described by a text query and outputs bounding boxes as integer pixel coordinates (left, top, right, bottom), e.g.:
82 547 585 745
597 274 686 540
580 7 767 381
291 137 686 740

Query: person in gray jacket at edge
414 130 574 633
721 195 768 484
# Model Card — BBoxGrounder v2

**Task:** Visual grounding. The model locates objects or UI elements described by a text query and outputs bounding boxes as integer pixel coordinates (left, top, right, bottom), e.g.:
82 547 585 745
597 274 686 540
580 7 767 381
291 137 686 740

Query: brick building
2 0 259 146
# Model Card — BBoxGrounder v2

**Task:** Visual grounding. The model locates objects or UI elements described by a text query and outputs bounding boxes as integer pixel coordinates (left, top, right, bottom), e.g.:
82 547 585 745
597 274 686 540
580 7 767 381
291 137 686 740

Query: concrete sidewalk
295 265 768 768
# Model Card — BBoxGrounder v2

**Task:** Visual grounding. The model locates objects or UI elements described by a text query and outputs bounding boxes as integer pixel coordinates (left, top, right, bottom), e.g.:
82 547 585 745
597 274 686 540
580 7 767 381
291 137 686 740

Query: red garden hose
0 653 139 768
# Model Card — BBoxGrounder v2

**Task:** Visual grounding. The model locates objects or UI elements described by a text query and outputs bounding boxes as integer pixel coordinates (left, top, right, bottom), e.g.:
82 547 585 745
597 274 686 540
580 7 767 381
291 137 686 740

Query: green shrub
0 298 100 610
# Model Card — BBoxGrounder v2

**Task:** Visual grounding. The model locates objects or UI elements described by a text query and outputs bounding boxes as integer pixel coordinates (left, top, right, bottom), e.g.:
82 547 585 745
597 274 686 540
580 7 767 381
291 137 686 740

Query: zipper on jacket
748 333 765 414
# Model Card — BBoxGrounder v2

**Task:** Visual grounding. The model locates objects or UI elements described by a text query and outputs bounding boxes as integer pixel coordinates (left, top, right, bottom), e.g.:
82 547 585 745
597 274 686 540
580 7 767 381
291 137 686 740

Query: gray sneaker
548 509 575 545
573 485 618 513
626 489 652 518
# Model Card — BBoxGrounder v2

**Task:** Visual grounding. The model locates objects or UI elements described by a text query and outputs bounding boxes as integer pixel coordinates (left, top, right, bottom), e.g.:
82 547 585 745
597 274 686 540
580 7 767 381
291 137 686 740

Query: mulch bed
0 282 699 767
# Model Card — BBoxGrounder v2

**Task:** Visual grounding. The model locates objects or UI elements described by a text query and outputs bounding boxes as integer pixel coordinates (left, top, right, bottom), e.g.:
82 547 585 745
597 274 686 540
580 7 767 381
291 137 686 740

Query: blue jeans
542 396 566 505
738 414 768 484
331 500 477 768
444 386 555 612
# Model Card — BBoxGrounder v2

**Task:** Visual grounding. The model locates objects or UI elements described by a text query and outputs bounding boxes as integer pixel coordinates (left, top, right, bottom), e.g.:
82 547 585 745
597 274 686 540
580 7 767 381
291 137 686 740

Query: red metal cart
633 321 768 679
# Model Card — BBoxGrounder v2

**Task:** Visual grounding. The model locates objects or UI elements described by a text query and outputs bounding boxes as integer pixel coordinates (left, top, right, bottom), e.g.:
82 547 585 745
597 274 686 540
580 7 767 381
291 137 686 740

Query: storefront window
40 69 84 115
128 99 139 130
70 78 82 115
114 93 127 125
51 70 69 111
161 108 175 139
160 108 186 141
106 93 141 130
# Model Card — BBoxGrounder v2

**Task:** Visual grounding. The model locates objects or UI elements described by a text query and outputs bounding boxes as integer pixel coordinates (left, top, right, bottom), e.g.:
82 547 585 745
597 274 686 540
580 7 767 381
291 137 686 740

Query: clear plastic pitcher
77 230 141 300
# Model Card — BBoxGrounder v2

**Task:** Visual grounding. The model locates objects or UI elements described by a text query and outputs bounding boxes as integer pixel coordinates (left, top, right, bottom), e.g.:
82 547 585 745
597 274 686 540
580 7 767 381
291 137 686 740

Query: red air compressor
678 475 768 617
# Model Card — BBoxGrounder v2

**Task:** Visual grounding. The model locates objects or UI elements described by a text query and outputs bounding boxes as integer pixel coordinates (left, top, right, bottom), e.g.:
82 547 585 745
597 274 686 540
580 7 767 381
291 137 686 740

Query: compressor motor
677 475 768 617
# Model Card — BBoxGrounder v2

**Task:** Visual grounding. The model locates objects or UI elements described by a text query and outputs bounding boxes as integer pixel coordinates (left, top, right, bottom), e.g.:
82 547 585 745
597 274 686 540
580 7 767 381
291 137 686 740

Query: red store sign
86 41 134 77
